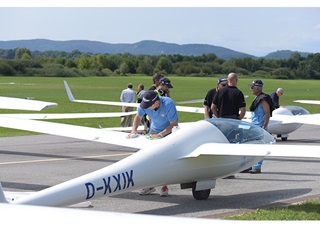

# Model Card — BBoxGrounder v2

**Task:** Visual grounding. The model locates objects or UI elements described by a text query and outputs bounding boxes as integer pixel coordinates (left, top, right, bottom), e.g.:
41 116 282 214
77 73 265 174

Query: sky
0 1 320 57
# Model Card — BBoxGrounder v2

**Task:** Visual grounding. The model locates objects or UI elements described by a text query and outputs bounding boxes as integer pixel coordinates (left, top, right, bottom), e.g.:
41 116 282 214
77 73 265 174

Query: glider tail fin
63 80 76 102
0 182 8 203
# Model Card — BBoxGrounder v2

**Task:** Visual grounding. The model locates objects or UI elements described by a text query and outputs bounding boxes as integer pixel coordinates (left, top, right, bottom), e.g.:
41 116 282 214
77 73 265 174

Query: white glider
64 80 204 114
245 106 320 141
0 83 320 209
294 100 320 105
0 96 57 111
0 111 137 120
1 116 320 207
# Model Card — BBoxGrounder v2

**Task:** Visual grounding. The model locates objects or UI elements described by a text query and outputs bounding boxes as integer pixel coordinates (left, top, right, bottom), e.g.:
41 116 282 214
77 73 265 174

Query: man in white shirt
120 83 136 127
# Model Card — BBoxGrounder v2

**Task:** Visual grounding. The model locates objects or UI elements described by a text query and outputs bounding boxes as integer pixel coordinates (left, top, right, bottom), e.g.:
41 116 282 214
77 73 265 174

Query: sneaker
160 185 169 197
240 168 252 173
139 187 156 195
222 175 235 179
249 168 261 174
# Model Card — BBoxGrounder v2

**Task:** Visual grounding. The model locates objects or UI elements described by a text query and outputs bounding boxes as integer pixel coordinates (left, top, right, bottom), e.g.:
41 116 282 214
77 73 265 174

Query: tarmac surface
1 123 320 219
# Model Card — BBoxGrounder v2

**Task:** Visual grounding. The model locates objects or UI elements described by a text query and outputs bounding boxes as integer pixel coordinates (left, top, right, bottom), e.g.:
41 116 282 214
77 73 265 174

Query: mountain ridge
0 39 311 60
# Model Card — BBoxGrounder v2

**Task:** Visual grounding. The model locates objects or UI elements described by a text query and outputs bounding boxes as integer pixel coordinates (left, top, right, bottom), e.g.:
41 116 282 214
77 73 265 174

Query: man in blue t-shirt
128 90 178 139
127 90 178 197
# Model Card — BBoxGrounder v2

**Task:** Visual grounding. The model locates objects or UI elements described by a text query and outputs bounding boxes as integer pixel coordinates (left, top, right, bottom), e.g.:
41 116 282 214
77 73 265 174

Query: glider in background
0 96 57 111
245 105 320 141
64 80 204 114
64 80 320 141
0 89 136 120
293 100 320 105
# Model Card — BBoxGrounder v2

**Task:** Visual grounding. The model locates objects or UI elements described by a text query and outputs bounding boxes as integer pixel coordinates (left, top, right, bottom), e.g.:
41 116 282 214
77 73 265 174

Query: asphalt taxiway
1 124 319 219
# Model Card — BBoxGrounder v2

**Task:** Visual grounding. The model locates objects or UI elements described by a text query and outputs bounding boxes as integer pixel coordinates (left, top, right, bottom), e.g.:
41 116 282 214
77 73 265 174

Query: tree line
0 48 319 79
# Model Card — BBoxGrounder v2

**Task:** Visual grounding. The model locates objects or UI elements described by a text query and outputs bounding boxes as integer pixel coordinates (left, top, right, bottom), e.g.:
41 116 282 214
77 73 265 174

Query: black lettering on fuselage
85 182 95 199
84 170 134 200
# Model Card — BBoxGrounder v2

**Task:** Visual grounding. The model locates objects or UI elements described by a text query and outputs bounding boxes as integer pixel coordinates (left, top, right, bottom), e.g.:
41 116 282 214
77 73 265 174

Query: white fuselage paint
10 121 263 207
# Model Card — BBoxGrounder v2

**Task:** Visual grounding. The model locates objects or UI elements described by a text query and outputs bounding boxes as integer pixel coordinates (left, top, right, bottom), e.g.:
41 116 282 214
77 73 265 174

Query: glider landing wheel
192 187 211 200
281 137 288 141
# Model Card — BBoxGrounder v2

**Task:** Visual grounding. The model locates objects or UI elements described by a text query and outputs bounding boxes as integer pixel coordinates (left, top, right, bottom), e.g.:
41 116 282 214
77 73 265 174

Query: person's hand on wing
126 133 139 139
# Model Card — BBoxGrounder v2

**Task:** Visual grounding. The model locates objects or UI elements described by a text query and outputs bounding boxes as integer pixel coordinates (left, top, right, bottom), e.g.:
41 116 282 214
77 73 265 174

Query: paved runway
1 124 320 219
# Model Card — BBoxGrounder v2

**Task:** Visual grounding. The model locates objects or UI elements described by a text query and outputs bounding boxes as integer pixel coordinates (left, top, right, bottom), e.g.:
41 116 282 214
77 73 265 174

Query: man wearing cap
244 79 273 174
203 77 227 119
127 90 178 196
143 77 174 134
156 77 173 97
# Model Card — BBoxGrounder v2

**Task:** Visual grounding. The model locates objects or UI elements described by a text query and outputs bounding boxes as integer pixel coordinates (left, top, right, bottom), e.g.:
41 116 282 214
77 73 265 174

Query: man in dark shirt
203 77 227 119
211 72 246 120
211 72 246 179
269 88 284 109
149 73 165 90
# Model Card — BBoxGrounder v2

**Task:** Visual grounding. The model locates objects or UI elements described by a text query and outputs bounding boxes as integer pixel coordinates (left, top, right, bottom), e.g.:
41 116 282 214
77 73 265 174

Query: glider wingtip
0 182 8 203
63 80 76 102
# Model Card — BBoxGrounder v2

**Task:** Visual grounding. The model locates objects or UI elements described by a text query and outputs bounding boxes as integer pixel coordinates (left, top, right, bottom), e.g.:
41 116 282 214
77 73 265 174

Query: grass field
225 198 320 220
0 75 320 137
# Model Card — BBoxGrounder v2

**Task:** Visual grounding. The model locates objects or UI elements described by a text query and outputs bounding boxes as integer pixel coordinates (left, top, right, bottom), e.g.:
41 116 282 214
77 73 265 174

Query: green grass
224 198 320 220
0 75 320 137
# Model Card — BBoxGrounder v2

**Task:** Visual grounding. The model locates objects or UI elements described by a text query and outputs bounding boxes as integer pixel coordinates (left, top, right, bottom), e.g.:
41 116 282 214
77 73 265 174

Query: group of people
204 73 283 175
124 73 176 197
121 72 284 196
119 73 174 128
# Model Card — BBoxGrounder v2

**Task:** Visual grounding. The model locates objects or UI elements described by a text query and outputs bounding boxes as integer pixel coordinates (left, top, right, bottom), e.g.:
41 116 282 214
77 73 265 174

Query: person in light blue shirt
128 90 178 139
243 79 273 174
127 90 178 197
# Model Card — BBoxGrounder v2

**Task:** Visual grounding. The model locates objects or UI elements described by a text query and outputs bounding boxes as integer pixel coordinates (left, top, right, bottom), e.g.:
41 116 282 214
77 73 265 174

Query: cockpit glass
285 105 310 115
206 118 275 144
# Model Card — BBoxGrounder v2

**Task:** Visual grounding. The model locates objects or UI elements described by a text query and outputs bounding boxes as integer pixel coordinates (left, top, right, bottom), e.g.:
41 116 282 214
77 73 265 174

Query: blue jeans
253 159 263 170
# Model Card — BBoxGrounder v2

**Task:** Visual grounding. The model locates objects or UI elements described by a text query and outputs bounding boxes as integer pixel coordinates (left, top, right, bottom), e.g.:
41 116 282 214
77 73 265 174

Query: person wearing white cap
243 79 274 174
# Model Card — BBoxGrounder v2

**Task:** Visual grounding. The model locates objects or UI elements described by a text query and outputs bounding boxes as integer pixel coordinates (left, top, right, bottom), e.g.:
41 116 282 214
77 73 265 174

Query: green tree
155 55 173 74
119 62 129 75
15 48 31 59
137 56 154 75
76 57 91 70
106 55 122 71
0 60 16 75
93 54 108 70
21 53 31 60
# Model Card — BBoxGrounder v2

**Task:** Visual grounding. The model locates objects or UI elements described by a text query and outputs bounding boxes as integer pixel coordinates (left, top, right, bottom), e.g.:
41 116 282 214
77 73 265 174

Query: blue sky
0 2 319 56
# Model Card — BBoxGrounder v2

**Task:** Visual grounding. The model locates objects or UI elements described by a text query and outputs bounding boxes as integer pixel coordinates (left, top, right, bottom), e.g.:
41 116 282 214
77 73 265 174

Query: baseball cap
248 79 264 87
217 77 227 85
140 90 159 109
159 77 173 88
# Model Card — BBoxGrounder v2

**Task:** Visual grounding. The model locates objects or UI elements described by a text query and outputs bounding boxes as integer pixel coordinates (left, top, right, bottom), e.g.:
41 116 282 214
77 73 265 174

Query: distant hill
0 39 255 60
0 39 313 60
264 50 310 59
